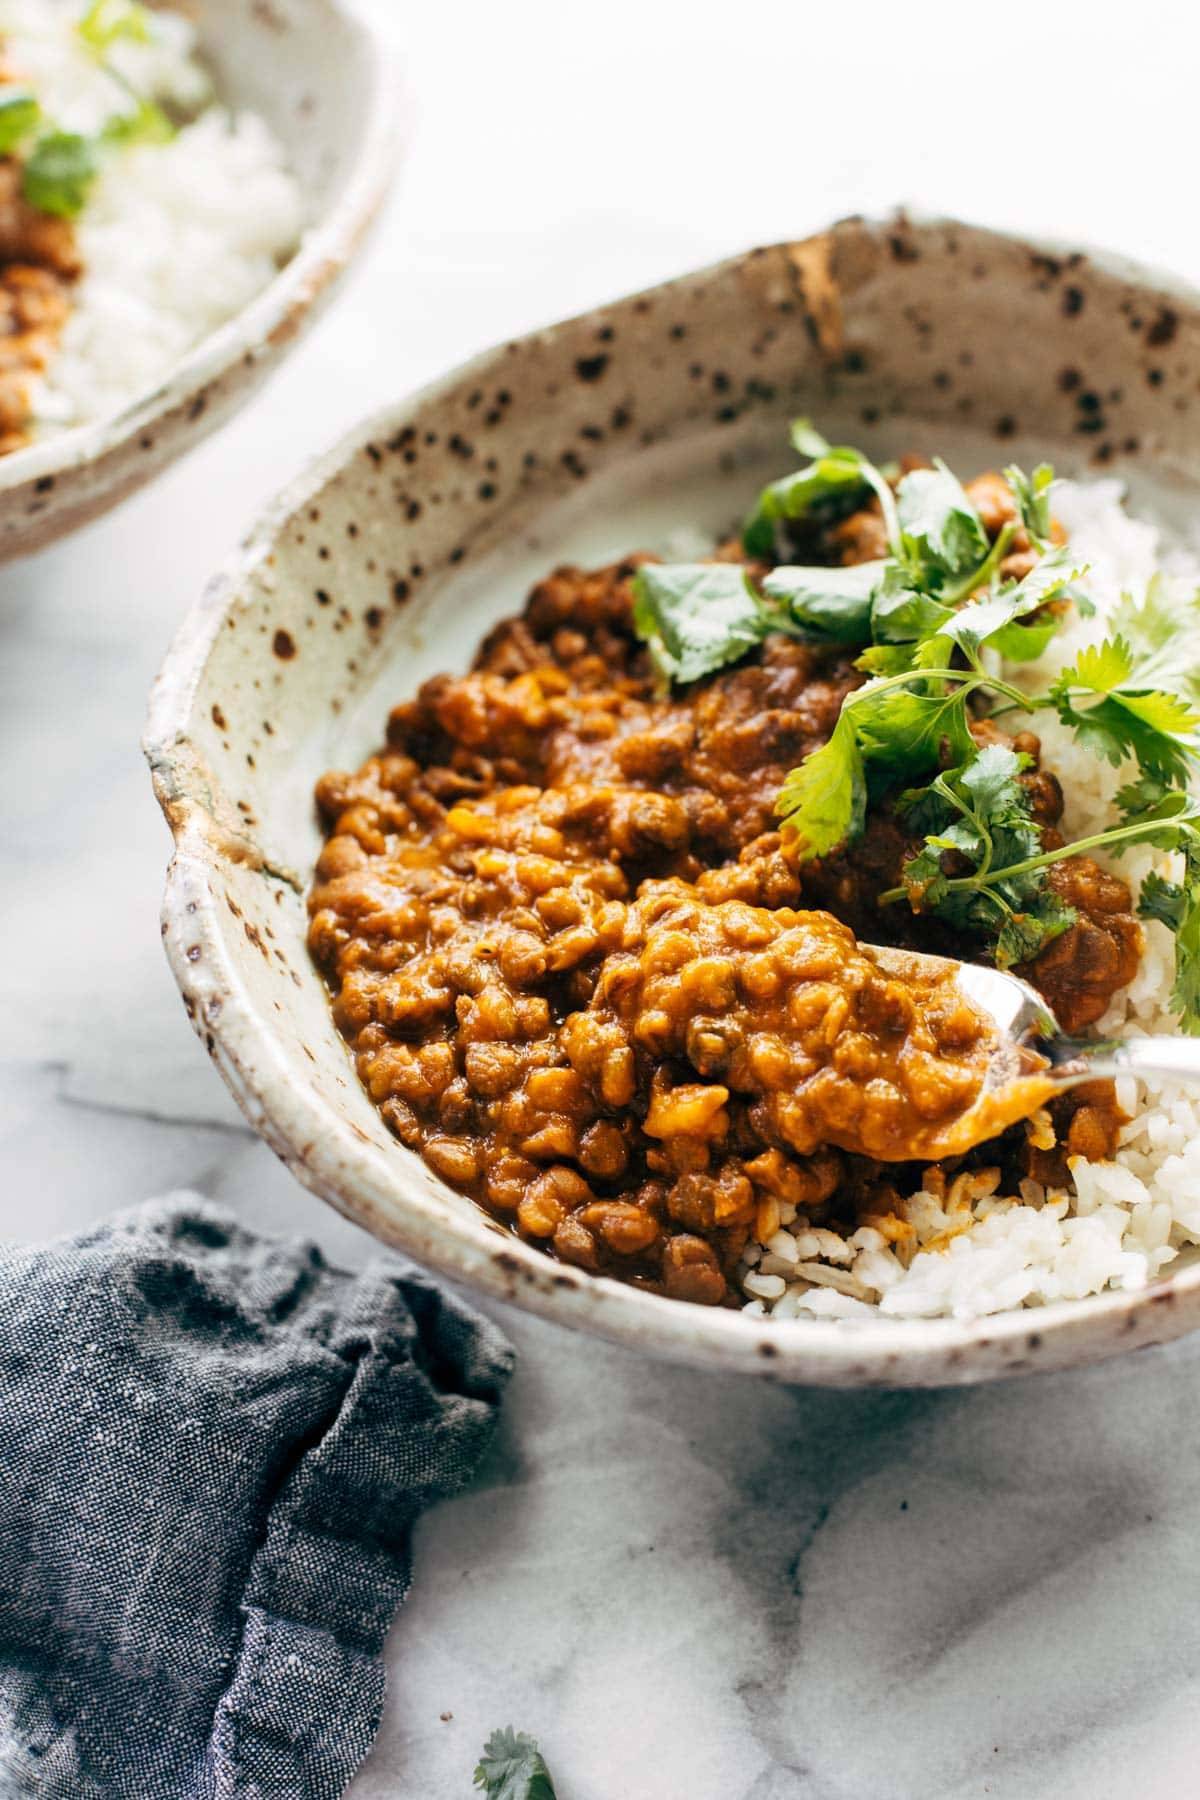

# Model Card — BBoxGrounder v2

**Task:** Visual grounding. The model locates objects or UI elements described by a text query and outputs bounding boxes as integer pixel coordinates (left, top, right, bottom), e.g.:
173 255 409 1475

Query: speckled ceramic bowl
0 0 400 561
146 214 1200 1386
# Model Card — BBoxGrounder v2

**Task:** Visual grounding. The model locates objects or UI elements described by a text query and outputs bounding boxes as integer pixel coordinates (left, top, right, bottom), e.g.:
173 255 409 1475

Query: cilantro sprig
474 1728 558 1800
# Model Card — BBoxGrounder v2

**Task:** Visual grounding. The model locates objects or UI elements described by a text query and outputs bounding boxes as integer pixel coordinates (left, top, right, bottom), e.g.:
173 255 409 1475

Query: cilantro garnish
21 131 98 218
0 90 41 157
77 0 153 52
1049 636 1200 782
1004 461 1055 548
474 1728 558 1800
632 563 776 683
891 745 1078 967
760 558 884 644
1140 841 1200 1032
894 460 989 585
741 418 899 560
629 419 1200 1027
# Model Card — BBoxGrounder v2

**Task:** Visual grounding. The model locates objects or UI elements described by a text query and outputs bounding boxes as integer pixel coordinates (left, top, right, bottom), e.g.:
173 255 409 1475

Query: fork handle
1055 1034 1200 1087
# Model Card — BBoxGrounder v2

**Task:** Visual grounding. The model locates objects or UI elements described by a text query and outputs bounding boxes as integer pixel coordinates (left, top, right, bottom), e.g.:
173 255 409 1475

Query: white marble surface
4 5 1200 1794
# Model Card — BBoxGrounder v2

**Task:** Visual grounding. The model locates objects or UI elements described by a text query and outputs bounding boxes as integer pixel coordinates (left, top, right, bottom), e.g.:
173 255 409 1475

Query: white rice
740 477 1200 1324
0 0 303 433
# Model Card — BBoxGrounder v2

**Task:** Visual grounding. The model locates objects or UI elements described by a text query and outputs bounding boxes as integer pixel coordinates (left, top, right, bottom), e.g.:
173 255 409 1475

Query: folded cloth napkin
0 1196 514 1800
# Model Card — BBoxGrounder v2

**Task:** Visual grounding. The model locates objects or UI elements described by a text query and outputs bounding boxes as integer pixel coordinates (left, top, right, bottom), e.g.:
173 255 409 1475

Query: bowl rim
146 212 1200 1386
0 0 403 493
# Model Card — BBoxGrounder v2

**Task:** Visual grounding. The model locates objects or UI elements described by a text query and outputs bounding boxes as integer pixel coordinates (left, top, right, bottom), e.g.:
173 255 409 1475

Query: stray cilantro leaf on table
474 1727 558 1800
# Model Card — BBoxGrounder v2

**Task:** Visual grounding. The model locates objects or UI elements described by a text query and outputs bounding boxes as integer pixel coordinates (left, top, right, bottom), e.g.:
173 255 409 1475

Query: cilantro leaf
1050 635 1200 780
901 837 953 910
1115 771 1174 819
474 1729 558 1800
849 679 975 781
742 418 896 559
855 641 918 676
761 559 882 644
101 96 174 147
790 418 834 458
743 453 869 559
0 90 40 156
913 548 1085 670
1004 462 1055 547
1100 574 1200 705
632 563 771 684
995 891 1077 968
21 131 98 218
775 710 865 860
1138 839 1200 1033
778 675 976 861
1140 869 1187 932
896 460 989 585
895 744 1070 959
869 564 952 645
78 0 153 51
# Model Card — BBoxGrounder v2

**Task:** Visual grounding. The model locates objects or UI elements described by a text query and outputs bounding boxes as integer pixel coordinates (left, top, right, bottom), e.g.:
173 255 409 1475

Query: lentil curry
308 455 1147 1308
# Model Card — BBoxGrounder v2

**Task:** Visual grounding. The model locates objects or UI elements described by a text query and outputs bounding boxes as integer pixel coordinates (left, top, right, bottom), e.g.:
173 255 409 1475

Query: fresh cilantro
760 559 882 644
1004 462 1055 547
100 95 174 147
1049 636 1200 781
775 710 866 859
995 892 1080 968
0 90 41 157
1097 575 1200 704
1116 770 1175 818
890 745 1077 965
913 548 1086 671
777 668 981 860
77 0 153 52
869 564 952 648
1139 841 1200 1034
849 677 976 779
895 461 989 585
21 131 98 218
888 778 1200 989
742 418 898 559
632 563 773 684
473 1729 558 1800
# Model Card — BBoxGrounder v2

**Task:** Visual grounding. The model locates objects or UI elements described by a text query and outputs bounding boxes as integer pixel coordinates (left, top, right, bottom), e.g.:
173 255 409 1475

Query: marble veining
4 4 1200 1792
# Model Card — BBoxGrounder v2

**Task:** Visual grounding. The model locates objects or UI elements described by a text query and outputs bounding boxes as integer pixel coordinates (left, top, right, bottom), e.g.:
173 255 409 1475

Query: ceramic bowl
146 214 1200 1386
0 0 400 561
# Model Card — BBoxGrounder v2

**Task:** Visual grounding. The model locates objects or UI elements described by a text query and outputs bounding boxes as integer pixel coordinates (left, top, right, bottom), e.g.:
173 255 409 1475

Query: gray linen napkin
0 1196 514 1799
